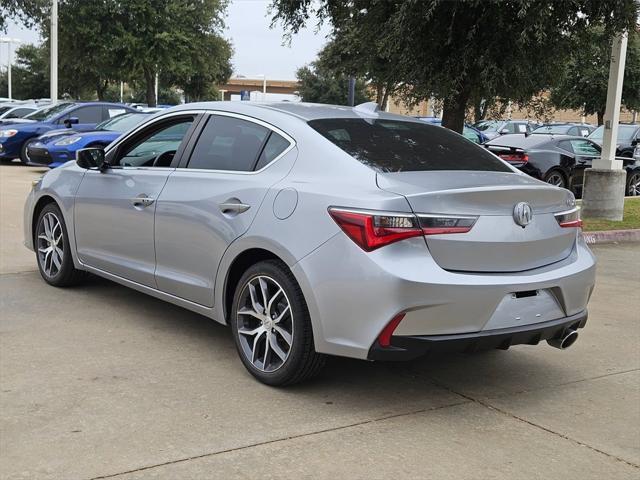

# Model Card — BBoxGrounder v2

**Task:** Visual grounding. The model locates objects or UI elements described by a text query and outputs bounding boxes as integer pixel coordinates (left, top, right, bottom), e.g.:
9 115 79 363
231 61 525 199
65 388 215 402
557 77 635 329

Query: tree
272 0 639 133
296 57 370 105
551 28 640 125
11 43 49 100
0 0 45 32
112 0 232 107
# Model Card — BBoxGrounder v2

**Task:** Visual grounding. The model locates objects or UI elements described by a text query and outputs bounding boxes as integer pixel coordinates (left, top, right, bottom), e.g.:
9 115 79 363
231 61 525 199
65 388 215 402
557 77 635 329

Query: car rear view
300 116 595 361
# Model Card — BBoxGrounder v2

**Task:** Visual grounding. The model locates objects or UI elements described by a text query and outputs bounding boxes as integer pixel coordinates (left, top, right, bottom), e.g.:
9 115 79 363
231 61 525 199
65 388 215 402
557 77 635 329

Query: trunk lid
377 171 577 272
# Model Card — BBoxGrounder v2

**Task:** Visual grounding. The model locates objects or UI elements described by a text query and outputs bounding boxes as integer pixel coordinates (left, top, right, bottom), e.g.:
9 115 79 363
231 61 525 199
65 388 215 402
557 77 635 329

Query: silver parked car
24 102 596 385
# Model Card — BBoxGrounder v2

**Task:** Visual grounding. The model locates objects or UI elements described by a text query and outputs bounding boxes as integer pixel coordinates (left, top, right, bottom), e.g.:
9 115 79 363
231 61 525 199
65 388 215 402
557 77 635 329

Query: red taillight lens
378 313 406 347
328 208 422 252
554 208 583 228
329 208 478 251
498 153 529 166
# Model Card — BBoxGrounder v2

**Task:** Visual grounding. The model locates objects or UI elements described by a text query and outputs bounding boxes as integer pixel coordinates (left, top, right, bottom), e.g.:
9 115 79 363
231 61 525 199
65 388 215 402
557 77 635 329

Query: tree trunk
144 69 157 107
441 88 470 134
375 84 384 107
597 111 604 126
380 81 393 111
96 79 108 101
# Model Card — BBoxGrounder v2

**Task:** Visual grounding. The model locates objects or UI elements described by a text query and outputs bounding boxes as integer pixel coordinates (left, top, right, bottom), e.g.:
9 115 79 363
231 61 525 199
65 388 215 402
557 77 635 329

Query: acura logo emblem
513 202 533 228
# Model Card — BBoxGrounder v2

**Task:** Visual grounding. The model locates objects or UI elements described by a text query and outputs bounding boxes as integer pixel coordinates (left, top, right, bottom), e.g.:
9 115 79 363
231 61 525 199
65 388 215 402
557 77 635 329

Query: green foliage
296 58 371 105
551 29 640 124
10 43 49 100
272 0 640 133
0 0 46 32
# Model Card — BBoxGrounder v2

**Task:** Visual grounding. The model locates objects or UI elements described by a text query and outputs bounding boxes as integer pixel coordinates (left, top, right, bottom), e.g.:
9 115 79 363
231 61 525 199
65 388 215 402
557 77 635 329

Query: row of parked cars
415 117 640 196
1 101 638 197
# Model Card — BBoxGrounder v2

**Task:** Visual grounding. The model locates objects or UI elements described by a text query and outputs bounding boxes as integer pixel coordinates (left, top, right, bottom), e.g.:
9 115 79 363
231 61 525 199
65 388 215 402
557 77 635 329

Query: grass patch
582 197 640 231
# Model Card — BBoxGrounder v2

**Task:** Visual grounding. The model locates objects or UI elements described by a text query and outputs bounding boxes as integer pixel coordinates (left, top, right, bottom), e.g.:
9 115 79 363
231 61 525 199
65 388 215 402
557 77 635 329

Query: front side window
115 117 194 167
70 106 104 124
188 115 269 171
308 118 512 173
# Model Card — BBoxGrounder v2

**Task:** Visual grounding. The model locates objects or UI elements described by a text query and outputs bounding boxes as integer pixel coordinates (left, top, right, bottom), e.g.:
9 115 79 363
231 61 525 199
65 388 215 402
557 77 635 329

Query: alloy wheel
37 212 64 278
546 173 565 187
628 173 640 196
236 275 294 372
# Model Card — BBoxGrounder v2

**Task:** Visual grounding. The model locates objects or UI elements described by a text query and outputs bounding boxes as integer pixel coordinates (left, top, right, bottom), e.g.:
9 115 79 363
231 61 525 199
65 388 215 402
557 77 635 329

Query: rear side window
255 132 290 170
308 118 512 173
188 115 269 171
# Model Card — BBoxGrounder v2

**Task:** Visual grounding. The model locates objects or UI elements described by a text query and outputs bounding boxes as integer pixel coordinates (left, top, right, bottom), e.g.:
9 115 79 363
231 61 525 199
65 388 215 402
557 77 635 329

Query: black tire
35 203 86 287
544 169 567 189
20 137 38 165
230 259 325 386
627 171 640 197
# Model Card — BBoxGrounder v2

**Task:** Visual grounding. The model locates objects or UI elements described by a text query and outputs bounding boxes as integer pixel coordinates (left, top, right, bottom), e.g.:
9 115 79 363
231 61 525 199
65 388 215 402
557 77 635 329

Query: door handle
219 201 251 214
131 195 155 208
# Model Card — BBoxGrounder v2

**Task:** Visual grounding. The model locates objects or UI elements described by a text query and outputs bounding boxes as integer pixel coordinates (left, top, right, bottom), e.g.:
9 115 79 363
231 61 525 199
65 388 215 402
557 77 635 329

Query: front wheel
35 203 86 287
20 138 38 165
230 260 325 386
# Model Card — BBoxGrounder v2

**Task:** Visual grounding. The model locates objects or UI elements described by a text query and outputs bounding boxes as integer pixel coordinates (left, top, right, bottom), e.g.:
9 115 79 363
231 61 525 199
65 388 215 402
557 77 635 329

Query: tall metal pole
7 41 12 100
120 81 124 103
582 31 629 221
154 71 159 105
347 76 356 106
50 0 58 104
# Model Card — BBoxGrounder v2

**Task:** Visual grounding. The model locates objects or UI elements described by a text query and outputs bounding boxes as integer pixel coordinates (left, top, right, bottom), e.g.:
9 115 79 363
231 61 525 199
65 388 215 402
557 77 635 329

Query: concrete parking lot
1 164 639 480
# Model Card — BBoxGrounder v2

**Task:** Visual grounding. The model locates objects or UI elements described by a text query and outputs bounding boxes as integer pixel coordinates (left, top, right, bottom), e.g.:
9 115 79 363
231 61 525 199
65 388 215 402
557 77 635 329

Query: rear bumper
368 309 587 361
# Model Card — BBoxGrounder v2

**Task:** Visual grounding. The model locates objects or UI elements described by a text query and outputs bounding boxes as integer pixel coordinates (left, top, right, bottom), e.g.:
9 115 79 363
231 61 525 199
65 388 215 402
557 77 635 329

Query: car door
74 113 199 286
154 112 295 306
569 139 601 190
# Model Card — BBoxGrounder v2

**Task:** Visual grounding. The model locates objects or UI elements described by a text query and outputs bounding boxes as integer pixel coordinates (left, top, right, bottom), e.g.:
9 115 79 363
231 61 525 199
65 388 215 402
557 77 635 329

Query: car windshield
24 103 75 121
0 106 12 116
95 113 148 132
474 120 503 132
533 125 571 135
589 125 637 142
308 118 512 173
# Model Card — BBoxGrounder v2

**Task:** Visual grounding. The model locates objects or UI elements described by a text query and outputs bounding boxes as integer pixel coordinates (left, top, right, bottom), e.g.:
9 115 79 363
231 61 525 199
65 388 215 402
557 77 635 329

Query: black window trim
104 111 204 170
179 111 295 174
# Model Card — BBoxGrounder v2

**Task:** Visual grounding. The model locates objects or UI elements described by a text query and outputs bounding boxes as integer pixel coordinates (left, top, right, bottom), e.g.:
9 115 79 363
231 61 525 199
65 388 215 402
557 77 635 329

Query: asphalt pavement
1 164 638 479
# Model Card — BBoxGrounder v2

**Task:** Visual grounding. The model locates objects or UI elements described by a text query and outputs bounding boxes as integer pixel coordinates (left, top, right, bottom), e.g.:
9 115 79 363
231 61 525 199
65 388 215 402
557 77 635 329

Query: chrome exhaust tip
547 328 579 350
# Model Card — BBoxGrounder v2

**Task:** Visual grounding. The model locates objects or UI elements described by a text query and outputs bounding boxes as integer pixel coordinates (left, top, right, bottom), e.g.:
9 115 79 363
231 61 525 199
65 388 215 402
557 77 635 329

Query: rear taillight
328 208 478 251
498 152 529 167
328 208 422 252
418 214 477 235
554 207 582 228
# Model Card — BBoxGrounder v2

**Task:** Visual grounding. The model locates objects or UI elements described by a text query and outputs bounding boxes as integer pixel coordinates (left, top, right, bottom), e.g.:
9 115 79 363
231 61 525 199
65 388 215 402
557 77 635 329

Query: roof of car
170 101 414 122
485 133 589 149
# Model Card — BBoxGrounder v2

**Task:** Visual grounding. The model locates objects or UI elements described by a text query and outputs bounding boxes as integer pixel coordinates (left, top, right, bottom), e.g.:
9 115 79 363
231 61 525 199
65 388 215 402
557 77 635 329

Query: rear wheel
35 203 85 287
544 170 567 189
230 260 325 386
627 171 640 197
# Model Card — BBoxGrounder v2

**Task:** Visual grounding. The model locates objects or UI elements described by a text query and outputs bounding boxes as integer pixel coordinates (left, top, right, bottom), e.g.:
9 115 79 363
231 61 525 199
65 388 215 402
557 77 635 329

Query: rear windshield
308 118 511 173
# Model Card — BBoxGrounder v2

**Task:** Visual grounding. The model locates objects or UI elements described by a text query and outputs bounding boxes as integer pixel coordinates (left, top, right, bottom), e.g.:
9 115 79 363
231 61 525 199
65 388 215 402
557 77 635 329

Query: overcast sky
0 0 331 81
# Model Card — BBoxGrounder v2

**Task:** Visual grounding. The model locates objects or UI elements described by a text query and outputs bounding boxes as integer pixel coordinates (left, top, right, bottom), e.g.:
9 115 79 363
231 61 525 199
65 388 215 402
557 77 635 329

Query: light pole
50 0 58 104
0 37 22 100
254 74 266 101
582 31 629 221
219 89 227 101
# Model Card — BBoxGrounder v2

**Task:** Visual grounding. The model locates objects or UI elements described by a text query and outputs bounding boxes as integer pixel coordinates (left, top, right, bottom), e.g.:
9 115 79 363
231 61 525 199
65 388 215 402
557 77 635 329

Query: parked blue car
416 117 489 144
27 112 151 168
0 102 136 163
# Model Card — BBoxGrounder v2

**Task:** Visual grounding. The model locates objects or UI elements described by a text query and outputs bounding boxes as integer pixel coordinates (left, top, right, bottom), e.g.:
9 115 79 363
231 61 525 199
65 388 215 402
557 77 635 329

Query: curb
582 229 640 244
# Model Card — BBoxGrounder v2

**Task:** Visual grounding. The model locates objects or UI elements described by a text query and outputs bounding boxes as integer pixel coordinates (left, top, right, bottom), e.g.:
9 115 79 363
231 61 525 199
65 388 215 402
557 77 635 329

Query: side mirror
632 139 638 146
76 147 106 170
64 117 79 128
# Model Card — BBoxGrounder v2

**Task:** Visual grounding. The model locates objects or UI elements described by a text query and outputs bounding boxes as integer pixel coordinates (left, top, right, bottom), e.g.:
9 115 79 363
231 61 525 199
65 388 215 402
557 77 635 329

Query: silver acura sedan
24 102 596 385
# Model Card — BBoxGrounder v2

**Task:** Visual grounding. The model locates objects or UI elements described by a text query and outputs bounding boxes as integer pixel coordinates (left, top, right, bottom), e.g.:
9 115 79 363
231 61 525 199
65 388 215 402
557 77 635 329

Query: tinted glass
255 132 290 170
188 115 269 171
308 118 512 173
534 125 572 135
462 126 481 144
589 125 637 142
0 106 11 116
474 120 501 132
117 118 193 167
96 113 148 132
72 106 104 123
25 103 75 121
10 108 35 118
570 140 600 156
